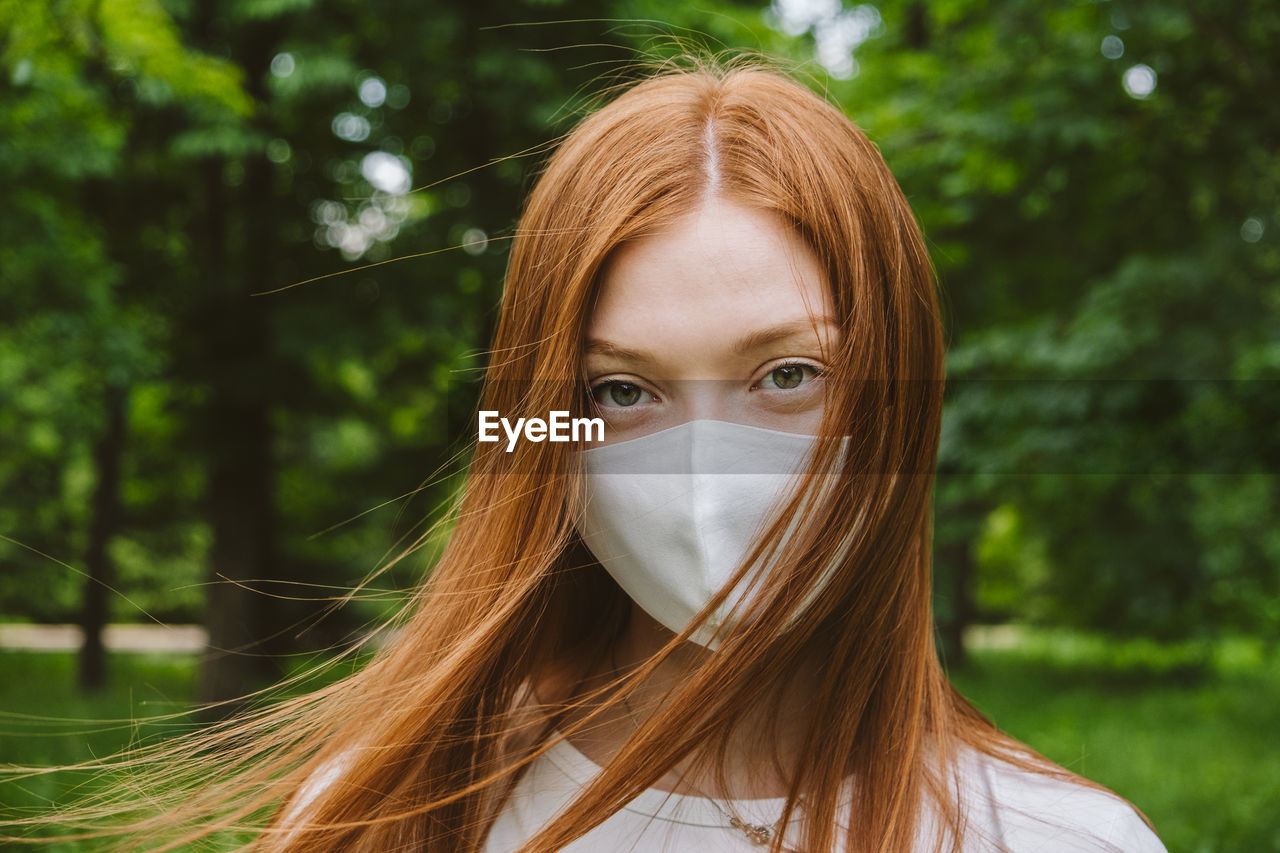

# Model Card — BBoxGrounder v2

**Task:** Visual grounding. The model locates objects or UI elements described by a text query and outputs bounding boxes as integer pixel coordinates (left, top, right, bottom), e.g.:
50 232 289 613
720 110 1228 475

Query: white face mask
574 419 847 649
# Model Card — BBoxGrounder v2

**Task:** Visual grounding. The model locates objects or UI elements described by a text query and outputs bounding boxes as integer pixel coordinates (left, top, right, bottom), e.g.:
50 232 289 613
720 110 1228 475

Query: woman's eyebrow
730 318 837 356
586 319 837 365
583 339 657 365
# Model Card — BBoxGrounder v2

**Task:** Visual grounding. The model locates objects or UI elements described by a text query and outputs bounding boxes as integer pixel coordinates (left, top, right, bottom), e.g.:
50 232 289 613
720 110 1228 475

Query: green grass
951 630 1280 853
1 632 1277 851
0 651 200 850
0 651 198 763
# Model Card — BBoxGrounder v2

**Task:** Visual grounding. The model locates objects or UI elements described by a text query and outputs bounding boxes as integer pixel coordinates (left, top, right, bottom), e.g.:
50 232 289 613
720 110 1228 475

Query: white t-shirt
483 733 1169 852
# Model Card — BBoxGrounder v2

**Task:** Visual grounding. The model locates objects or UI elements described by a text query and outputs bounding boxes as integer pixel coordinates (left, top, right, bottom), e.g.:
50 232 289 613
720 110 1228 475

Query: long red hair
4 53 1143 853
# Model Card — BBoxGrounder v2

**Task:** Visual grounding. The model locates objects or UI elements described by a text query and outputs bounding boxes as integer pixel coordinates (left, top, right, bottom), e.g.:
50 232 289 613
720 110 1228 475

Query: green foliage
96 0 254 116
844 0 1280 640
0 0 1274 658
0 0 788 641
0 4 1274 845
952 629 1280 852
973 503 1050 620
232 0 317 23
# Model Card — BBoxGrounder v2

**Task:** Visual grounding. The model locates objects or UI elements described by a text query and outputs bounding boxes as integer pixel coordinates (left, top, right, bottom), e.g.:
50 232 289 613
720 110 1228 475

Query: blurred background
1 0 1277 849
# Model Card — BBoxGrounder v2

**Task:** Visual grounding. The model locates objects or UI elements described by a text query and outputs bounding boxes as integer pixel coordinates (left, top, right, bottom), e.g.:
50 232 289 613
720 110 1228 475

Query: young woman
8 57 1168 853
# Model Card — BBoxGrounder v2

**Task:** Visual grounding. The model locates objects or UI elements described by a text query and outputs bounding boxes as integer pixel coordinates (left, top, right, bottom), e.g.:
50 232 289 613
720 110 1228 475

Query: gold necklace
609 650 780 847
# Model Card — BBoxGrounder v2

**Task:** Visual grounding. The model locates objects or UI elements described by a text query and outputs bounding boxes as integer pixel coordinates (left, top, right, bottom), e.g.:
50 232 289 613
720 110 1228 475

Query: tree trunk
906 1 930 50
936 533 974 669
193 159 283 712
934 484 982 670
188 2 291 716
197 384 280 711
79 383 127 692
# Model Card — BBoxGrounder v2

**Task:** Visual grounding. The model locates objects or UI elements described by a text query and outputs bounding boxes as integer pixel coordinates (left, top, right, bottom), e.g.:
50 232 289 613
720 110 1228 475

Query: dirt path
0 623 206 652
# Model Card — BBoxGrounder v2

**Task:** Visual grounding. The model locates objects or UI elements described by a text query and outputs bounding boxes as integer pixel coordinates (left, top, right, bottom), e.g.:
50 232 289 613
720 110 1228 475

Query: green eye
770 365 806 389
609 383 641 406
591 381 648 407
761 363 822 391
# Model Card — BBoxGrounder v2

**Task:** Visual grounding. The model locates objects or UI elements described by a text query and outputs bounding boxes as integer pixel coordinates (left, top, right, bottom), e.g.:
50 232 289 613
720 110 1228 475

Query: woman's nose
669 379 739 425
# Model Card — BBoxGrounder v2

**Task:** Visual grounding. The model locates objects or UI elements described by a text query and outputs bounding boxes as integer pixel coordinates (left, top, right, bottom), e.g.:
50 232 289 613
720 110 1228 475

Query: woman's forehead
588 198 834 352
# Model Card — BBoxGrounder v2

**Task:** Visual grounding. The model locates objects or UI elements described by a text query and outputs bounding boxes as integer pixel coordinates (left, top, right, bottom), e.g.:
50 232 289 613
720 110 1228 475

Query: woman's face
585 196 838 444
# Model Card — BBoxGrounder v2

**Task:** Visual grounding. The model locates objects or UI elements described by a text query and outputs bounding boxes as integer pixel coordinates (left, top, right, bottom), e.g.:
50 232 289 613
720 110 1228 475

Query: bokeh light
461 228 488 256
265 138 291 164
360 151 411 195
1122 63 1157 99
269 52 294 78
769 0 881 80
358 76 387 108
332 112 371 142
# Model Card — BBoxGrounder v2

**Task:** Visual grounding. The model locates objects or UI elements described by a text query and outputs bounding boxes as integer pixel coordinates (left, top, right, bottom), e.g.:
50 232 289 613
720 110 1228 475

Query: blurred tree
5 0 1274 703
0 0 240 688
836 0 1280 644
0 0 785 702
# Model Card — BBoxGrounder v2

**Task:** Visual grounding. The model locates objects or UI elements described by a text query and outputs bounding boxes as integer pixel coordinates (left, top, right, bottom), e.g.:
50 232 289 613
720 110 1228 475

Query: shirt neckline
542 729 795 830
